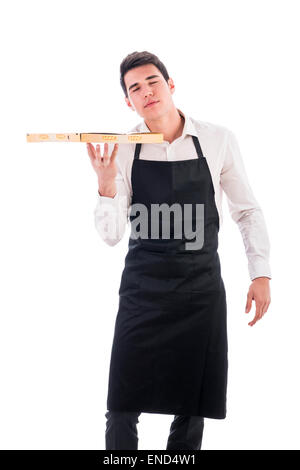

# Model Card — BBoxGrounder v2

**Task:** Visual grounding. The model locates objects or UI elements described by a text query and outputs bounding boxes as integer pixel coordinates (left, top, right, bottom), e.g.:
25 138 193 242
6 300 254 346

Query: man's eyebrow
128 75 160 92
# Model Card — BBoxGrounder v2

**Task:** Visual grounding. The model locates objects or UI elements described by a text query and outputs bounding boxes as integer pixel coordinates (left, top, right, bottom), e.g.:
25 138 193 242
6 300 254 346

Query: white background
0 0 299 450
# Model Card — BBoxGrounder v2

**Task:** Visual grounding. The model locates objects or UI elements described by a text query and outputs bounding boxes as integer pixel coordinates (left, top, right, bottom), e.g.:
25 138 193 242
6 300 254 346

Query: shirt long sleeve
220 130 272 281
94 166 130 246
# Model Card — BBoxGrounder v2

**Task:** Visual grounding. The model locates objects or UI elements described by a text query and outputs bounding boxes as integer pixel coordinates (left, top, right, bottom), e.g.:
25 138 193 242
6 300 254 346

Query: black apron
106 135 228 419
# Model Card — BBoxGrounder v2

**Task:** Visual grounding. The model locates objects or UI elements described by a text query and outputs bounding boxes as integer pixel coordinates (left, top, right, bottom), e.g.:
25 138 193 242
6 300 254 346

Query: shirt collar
136 108 198 139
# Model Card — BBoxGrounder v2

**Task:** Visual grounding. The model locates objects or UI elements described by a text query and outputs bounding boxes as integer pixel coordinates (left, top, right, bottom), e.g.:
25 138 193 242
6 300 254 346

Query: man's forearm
98 179 117 198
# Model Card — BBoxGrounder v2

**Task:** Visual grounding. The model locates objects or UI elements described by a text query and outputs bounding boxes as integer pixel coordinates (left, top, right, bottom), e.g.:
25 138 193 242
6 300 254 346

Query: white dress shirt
94 108 271 281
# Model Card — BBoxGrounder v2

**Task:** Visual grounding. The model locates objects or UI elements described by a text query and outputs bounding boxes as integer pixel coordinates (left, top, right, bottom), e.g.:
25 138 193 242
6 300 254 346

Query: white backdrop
0 0 299 450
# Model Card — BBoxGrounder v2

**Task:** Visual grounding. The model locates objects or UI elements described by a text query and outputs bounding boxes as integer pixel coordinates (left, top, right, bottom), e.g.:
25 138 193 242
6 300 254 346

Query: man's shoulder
190 116 232 139
125 115 234 143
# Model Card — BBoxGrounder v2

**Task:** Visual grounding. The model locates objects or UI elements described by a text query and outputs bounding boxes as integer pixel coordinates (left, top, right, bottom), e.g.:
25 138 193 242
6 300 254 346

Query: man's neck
144 107 185 144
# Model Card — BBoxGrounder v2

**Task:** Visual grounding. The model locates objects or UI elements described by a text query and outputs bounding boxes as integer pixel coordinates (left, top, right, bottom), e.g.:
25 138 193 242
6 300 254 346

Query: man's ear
168 78 175 94
125 96 135 112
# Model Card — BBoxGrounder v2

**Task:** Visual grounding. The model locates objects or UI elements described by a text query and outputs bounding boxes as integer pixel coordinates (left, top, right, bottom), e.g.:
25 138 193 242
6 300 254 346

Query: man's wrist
98 182 116 198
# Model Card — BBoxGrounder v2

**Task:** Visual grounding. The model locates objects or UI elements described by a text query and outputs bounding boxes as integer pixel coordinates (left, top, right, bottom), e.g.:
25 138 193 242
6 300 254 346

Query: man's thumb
245 293 252 313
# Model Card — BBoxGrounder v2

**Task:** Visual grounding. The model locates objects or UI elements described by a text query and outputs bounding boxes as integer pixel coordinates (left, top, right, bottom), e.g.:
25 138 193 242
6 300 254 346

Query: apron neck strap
192 135 204 158
134 135 204 160
134 143 141 160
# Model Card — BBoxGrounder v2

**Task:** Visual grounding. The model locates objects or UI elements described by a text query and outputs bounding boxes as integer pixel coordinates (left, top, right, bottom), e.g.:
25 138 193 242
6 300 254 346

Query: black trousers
105 411 204 450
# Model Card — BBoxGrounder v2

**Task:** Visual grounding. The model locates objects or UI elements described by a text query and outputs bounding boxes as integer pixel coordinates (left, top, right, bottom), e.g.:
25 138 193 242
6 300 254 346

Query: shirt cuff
249 260 272 281
97 191 118 203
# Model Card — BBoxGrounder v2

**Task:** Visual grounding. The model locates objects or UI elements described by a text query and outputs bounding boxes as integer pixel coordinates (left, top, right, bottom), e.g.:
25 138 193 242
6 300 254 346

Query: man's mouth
145 100 159 108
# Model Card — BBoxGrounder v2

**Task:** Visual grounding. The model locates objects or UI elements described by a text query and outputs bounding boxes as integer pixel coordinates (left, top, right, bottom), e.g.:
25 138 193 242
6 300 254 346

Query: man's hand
245 277 271 326
86 142 119 197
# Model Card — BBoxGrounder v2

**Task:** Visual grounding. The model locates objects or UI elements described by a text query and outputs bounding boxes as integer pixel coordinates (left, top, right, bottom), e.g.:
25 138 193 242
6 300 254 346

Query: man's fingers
102 143 119 167
96 144 101 158
248 298 271 326
248 311 259 326
110 143 119 163
102 143 110 167
245 292 252 313
103 142 109 157
95 144 103 167
261 300 270 317
87 143 102 168
246 281 271 327
86 142 118 168
248 300 264 326
86 142 95 159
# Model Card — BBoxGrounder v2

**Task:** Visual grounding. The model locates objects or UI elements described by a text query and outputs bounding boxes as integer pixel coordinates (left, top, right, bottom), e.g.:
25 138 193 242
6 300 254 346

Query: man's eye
132 81 158 92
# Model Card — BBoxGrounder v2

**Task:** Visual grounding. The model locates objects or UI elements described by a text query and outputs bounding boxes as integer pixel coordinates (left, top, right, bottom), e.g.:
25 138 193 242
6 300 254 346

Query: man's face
124 63 175 119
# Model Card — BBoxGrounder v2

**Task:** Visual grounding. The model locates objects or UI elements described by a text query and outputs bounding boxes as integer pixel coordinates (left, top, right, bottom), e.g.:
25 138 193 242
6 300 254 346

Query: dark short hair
120 51 170 98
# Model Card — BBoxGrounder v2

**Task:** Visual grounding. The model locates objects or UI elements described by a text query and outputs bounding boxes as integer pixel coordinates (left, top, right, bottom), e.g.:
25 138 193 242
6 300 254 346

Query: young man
87 51 271 450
